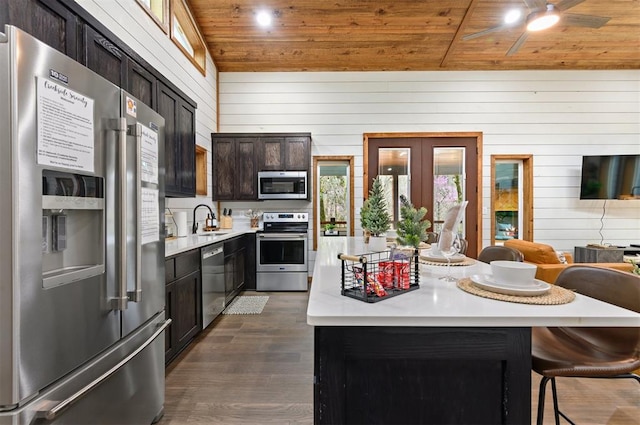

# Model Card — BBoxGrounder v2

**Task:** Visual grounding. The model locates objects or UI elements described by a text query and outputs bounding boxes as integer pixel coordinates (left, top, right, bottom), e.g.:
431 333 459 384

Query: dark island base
314 326 532 425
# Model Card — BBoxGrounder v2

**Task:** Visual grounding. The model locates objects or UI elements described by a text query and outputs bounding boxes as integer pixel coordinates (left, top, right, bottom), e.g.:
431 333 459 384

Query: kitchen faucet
192 204 214 234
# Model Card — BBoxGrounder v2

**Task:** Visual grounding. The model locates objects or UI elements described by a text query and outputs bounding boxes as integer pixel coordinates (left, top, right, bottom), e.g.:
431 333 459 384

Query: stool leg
536 376 551 425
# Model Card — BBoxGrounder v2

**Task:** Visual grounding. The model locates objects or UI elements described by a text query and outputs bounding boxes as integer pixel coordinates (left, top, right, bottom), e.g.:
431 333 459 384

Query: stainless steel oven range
256 212 309 291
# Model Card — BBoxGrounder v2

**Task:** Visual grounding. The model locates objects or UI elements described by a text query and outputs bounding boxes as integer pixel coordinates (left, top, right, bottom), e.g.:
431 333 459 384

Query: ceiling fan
462 0 611 56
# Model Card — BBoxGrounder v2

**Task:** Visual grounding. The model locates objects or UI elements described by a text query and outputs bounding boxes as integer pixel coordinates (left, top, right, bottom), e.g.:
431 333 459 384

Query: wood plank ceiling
188 0 640 72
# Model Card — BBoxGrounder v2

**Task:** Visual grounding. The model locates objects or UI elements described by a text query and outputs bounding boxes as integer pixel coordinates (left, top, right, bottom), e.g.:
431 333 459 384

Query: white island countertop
164 228 258 257
307 237 640 328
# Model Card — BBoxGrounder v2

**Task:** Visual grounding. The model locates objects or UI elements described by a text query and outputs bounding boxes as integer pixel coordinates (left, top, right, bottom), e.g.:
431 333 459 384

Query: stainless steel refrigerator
0 25 169 424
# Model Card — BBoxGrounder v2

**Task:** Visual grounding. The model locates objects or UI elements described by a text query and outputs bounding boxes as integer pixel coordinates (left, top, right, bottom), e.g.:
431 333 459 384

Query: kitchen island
307 237 640 424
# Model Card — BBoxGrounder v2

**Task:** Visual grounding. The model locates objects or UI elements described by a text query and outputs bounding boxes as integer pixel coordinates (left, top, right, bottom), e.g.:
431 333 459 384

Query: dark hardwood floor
160 291 639 425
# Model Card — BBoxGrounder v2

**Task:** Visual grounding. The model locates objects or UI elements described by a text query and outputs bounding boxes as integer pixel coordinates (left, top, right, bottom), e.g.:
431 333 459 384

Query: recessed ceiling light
256 10 272 27
504 9 521 24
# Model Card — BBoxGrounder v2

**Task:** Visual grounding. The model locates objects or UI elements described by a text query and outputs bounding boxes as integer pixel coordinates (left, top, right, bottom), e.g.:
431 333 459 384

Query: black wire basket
338 248 420 303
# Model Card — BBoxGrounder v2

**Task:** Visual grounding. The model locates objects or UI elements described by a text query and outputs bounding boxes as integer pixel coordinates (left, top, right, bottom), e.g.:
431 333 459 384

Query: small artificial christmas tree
360 176 391 237
396 195 430 248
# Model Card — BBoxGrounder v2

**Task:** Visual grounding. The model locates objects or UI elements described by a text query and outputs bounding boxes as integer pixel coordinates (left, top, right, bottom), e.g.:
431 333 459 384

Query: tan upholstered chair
532 266 640 425
477 245 524 264
504 239 634 283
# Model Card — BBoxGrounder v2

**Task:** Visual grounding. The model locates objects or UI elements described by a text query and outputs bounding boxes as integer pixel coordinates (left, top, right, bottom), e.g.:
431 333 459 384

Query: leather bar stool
477 245 524 263
532 266 640 425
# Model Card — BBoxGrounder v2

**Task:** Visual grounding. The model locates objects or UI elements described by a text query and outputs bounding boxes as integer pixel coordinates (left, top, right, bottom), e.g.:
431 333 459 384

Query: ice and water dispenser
41 170 105 289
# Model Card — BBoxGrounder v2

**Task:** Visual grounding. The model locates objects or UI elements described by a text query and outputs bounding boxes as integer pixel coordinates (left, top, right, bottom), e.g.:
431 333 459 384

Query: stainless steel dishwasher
201 243 225 329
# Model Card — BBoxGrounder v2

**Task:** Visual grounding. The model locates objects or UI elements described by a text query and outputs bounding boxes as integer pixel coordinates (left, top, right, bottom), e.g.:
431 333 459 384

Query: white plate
470 274 551 297
420 249 465 263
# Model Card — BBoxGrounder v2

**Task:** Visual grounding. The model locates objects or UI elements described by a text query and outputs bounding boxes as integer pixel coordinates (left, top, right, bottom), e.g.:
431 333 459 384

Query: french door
365 133 481 258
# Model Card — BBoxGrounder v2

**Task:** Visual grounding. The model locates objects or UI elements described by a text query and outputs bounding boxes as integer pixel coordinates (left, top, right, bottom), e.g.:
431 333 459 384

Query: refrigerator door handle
36 318 172 421
110 117 129 311
127 123 143 303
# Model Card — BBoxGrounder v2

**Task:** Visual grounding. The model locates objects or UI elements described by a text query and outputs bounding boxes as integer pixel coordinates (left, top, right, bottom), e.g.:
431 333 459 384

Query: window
490 155 533 245
170 0 207 75
136 0 169 33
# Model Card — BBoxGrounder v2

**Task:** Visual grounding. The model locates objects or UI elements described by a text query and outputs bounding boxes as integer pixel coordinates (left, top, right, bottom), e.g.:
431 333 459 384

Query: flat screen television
580 154 640 199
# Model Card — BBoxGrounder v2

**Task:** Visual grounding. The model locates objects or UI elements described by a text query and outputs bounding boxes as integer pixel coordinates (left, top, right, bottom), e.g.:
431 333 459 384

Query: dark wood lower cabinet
314 326 531 425
224 236 247 301
165 250 201 365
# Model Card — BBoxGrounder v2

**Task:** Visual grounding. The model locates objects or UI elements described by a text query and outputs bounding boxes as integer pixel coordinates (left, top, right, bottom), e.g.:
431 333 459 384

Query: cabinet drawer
175 249 200 279
165 258 176 283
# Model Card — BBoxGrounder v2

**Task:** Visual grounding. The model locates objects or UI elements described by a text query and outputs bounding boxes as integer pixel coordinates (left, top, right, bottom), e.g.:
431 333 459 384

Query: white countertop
307 237 640 327
164 227 258 257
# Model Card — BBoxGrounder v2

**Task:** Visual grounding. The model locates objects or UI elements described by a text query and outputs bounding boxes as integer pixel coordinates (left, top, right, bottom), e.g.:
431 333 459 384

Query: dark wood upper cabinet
235 138 258 199
84 24 126 87
158 81 196 198
259 137 285 171
1 0 79 59
258 134 311 172
283 135 311 171
212 133 310 201
2 0 197 199
177 101 196 196
211 135 258 201
127 60 156 109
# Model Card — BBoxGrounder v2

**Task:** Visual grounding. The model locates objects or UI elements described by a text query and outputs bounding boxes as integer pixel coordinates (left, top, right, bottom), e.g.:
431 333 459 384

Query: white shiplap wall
219 71 640 261
77 0 218 229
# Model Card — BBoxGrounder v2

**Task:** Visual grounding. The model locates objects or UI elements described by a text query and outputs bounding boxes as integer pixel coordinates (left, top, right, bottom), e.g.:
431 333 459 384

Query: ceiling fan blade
462 23 520 40
523 0 547 11
562 13 611 28
554 0 587 12
506 32 529 56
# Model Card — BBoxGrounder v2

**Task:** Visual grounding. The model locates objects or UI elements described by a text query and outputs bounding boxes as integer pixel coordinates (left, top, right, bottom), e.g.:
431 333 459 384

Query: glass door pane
494 161 522 242
378 148 410 225
432 148 465 234
319 162 349 236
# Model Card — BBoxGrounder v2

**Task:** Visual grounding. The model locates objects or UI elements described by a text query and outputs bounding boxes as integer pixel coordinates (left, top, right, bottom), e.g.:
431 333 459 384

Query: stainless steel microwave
258 171 307 200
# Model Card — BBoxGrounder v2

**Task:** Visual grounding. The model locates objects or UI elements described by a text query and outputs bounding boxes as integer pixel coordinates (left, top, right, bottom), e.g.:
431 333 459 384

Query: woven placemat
420 257 477 267
457 278 575 305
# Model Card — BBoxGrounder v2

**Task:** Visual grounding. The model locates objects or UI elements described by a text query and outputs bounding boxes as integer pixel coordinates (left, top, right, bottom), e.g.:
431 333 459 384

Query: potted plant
396 195 431 249
361 176 390 251
323 222 338 236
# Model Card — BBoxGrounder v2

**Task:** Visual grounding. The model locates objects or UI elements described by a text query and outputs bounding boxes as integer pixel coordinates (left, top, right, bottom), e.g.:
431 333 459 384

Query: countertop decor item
361 176 390 251
396 194 430 248
244 209 263 228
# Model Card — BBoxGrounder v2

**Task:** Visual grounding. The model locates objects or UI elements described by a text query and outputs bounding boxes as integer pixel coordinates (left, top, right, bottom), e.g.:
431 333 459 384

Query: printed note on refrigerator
140 124 159 184
141 188 160 245
36 77 95 172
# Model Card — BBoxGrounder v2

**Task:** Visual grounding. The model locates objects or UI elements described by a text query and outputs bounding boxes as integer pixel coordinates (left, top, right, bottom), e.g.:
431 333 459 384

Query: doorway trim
490 154 534 244
363 132 483 255
313 155 355 251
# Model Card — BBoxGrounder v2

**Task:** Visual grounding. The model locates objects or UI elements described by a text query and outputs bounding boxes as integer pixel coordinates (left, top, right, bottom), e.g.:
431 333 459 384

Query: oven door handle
258 233 306 239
